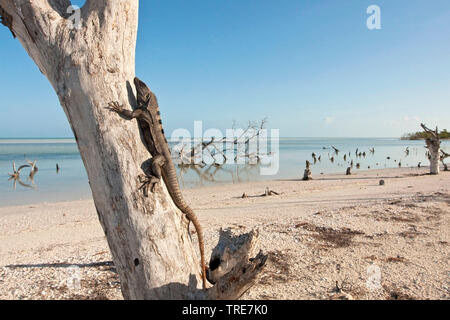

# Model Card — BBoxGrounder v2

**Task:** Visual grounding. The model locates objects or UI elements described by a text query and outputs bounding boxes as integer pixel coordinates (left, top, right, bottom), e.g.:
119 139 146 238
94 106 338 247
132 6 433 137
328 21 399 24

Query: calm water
1 138 448 206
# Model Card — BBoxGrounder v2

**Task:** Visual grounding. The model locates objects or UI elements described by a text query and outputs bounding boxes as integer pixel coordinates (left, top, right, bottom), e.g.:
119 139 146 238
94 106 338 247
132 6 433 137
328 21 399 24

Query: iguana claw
106 101 123 113
138 174 160 197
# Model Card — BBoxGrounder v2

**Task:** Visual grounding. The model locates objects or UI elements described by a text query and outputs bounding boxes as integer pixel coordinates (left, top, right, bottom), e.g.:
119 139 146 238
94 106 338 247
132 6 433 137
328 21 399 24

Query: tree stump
206 229 267 300
441 150 449 172
302 160 312 181
421 123 441 175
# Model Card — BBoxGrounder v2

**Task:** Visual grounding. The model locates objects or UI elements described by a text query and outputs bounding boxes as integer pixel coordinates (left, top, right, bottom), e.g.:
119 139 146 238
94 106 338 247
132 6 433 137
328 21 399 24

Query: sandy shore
0 167 448 300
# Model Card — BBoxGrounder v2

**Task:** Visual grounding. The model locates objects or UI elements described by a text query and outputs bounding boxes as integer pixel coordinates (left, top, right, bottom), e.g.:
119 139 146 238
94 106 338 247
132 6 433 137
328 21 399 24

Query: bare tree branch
420 123 439 138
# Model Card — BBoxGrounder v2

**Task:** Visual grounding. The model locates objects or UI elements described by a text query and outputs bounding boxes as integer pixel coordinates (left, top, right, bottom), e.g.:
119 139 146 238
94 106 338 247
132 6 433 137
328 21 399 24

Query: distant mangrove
401 129 449 140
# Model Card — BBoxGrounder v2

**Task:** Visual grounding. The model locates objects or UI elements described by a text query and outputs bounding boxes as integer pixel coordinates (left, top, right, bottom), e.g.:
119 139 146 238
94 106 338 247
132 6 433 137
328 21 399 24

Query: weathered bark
421 123 440 175
0 0 265 299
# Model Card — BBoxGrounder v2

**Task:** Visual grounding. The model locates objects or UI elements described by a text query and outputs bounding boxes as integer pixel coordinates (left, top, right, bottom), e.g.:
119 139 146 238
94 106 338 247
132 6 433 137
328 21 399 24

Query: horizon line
0 136 404 140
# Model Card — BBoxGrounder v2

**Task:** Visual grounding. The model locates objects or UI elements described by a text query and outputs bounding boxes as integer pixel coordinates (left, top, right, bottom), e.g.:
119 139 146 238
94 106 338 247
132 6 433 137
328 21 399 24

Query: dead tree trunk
420 123 440 175
0 0 265 299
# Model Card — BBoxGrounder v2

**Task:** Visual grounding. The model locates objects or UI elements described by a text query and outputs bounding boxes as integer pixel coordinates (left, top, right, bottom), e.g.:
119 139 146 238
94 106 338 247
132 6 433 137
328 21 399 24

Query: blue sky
0 0 449 138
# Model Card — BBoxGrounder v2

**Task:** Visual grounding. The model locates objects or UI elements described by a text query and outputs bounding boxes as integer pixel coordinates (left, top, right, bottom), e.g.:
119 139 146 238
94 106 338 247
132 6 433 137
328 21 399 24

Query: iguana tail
162 159 207 289
184 206 207 289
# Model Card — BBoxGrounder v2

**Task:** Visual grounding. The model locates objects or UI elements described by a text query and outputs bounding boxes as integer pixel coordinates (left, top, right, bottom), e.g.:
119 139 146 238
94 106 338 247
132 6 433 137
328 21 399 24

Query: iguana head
134 77 152 108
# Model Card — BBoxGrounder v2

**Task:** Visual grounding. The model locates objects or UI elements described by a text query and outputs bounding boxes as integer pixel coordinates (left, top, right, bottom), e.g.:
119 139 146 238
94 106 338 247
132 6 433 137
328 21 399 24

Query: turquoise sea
0 138 448 207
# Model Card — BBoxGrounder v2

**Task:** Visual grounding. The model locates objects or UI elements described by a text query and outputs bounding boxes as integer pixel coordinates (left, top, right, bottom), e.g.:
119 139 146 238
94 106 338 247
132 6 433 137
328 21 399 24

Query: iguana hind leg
139 155 166 197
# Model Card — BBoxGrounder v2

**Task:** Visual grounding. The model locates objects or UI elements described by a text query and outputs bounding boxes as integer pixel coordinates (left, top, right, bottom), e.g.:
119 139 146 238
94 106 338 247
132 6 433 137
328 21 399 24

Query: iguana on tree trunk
108 77 208 289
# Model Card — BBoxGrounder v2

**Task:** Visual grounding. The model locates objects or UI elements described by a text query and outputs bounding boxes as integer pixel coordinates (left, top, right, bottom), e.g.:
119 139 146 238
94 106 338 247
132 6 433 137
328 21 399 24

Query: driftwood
206 229 266 299
7 161 33 190
241 187 280 198
421 123 440 175
261 187 280 197
176 119 269 166
7 161 29 181
27 160 38 180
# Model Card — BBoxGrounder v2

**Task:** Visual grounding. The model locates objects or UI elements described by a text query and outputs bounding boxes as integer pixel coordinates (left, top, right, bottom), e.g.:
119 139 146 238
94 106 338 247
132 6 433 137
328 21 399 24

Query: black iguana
107 77 208 289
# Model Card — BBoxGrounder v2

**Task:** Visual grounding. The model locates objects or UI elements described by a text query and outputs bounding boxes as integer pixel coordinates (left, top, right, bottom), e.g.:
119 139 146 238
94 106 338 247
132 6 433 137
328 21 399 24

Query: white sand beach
0 167 448 300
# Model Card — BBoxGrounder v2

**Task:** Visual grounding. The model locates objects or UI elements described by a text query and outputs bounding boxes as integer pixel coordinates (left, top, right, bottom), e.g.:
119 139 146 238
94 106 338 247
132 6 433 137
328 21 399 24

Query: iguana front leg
107 101 163 196
107 101 145 120
138 155 166 197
